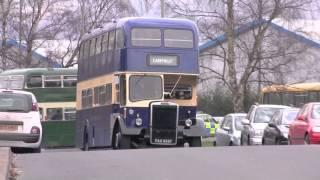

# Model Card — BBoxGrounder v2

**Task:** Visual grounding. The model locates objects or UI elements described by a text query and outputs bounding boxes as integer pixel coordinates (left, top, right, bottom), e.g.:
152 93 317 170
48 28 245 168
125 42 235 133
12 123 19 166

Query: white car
0 89 42 152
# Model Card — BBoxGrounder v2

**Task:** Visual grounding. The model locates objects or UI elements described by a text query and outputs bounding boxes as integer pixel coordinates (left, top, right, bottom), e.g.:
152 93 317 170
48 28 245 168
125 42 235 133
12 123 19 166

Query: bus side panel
76 105 114 148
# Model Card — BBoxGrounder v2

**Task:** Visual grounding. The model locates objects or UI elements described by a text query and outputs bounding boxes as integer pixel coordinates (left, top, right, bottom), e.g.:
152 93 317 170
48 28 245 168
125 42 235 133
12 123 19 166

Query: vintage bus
261 83 320 107
0 68 77 147
76 17 204 150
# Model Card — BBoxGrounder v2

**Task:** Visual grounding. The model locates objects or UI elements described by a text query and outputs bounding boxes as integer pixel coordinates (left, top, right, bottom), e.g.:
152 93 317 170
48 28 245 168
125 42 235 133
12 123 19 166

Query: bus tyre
189 137 202 147
112 126 131 149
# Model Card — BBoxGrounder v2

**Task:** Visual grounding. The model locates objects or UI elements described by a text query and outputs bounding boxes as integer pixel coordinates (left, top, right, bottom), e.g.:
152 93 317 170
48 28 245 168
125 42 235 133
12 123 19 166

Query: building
199 20 320 92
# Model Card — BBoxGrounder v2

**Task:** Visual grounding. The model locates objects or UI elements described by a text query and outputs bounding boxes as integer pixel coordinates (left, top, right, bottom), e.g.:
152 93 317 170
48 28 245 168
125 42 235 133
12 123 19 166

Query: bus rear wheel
112 125 131 149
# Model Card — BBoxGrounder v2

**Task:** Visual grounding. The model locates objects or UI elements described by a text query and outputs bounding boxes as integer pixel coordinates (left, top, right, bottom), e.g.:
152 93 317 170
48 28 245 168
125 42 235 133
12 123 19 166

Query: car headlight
312 127 320 133
185 119 193 127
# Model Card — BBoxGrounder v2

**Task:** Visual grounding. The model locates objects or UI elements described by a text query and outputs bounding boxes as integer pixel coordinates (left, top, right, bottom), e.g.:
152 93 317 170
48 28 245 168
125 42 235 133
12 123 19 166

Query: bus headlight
185 119 193 127
135 117 143 126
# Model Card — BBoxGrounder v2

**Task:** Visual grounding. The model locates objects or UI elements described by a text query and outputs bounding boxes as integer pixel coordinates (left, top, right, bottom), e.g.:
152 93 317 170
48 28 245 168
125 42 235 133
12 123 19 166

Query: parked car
241 104 290 145
213 113 247 146
196 113 219 137
262 108 299 145
0 89 42 152
289 102 320 144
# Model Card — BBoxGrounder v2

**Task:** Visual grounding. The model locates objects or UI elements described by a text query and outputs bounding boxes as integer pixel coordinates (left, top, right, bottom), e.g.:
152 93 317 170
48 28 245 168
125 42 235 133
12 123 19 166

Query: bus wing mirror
241 119 250 125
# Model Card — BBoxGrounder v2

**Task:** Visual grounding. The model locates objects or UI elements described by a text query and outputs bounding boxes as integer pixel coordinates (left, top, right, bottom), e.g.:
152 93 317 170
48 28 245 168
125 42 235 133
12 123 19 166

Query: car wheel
189 137 202 147
304 134 310 145
112 125 131 149
213 141 216 146
229 142 233 146
241 135 247 146
288 136 292 145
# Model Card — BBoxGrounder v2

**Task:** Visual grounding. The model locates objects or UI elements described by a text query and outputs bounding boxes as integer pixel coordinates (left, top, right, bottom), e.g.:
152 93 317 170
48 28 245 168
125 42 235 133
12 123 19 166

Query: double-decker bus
0 68 77 147
261 83 320 107
76 17 204 150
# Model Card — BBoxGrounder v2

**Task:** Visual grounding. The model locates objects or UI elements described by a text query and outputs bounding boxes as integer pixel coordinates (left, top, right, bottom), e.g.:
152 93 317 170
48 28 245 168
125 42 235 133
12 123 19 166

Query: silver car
213 113 247 146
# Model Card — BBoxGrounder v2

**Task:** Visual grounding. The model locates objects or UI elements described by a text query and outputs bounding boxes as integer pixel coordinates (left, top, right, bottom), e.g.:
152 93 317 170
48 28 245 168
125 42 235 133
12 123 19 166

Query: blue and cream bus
76 17 204 149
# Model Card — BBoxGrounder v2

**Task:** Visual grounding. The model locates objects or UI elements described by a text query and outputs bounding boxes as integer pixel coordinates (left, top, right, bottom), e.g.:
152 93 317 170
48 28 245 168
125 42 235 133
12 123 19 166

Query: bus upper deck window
164 29 193 48
131 28 161 47
44 76 61 87
63 75 77 87
0 76 9 89
27 76 42 88
116 29 124 49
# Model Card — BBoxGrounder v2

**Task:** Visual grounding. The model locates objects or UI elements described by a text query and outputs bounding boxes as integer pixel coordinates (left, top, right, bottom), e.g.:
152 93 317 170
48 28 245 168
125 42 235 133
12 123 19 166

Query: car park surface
0 89 42 153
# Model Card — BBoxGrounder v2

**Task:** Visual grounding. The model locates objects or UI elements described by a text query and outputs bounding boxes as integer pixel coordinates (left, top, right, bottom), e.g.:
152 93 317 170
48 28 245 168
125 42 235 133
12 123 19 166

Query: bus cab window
44 76 61 87
164 84 192 100
27 76 42 88
63 76 77 87
64 108 76 121
47 108 63 120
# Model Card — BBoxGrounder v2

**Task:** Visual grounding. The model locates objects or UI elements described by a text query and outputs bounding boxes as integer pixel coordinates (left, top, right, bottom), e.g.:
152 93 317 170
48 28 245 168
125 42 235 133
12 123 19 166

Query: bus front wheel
112 125 131 149
188 137 202 147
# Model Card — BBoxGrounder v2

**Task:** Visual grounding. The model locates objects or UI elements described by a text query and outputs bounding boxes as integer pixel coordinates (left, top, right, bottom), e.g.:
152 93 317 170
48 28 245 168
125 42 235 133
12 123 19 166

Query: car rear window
0 93 32 112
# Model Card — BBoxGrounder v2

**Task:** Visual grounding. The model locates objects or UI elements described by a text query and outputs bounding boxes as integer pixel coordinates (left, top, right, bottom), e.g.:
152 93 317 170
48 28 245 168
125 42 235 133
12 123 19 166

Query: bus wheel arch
112 120 131 149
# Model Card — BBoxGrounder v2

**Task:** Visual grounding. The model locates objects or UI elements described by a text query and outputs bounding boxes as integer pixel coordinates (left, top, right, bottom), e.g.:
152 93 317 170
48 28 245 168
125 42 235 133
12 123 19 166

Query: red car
289 102 320 144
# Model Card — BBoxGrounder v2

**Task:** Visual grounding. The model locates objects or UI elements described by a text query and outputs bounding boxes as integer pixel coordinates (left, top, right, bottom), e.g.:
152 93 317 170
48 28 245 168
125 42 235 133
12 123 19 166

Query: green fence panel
41 120 76 148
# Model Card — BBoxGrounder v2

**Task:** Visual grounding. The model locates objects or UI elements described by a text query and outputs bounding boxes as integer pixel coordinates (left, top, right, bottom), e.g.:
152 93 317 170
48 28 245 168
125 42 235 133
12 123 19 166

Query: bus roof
262 82 320 93
82 17 198 42
0 68 77 76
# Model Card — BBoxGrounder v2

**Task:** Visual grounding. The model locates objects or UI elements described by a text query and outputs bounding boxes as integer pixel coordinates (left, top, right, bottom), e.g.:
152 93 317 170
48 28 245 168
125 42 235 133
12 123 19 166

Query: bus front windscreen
129 75 163 102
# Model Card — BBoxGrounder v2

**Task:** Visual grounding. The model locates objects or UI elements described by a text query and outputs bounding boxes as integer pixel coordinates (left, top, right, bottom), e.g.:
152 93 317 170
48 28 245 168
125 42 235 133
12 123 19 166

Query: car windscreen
254 107 283 123
129 75 163 102
0 93 32 112
234 116 246 130
312 104 320 119
282 110 299 125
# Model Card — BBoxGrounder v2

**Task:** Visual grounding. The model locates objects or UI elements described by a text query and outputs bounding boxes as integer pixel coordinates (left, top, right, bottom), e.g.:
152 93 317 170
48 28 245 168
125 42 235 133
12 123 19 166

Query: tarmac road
16 145 320 180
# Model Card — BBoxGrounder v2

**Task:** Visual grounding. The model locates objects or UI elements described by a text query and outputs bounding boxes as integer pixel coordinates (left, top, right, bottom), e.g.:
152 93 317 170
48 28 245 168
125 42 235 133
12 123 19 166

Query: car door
264 113 279 145
295 105 309 144
220 116 232 146
215 116 230 146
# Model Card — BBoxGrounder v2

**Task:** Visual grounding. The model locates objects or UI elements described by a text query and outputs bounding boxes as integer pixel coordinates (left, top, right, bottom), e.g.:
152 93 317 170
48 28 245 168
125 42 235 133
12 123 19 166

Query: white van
0 89 42 152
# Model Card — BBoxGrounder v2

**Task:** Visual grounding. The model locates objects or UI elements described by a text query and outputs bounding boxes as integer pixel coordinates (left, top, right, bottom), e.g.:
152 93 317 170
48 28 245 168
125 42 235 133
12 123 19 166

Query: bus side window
47 108 63 121
63 75 77 87
106 83 112 105
116 28 124 49
101 33 109 66
64 108 76 121
27 76 42 88
90 38 96 57
44 76 62 87
108 30 115 63
81 90 87 108
96 36 102 55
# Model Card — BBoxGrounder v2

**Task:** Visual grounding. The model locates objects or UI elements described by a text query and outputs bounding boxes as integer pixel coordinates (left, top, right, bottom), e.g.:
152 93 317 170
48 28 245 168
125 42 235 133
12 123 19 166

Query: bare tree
168 0 317 112
0 0 15 71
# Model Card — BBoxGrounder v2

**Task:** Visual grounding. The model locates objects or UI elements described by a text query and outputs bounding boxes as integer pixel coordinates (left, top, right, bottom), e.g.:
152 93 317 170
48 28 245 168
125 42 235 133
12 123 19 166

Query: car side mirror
268 122 276 128
241 119 250 125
